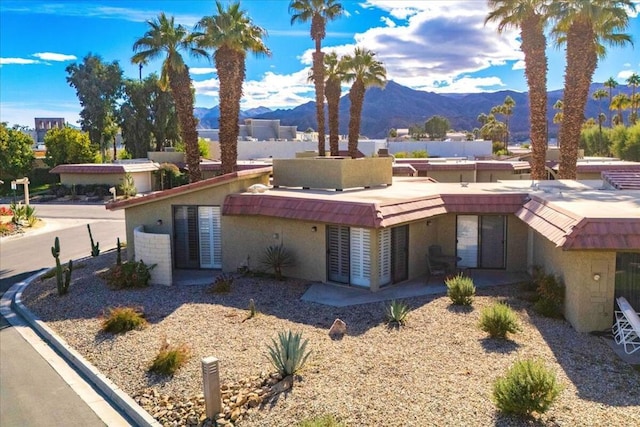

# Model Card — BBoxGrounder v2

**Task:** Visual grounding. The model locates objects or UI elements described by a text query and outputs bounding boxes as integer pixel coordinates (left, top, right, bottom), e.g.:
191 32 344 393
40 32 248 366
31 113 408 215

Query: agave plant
266 330 311 377
386 300 410 326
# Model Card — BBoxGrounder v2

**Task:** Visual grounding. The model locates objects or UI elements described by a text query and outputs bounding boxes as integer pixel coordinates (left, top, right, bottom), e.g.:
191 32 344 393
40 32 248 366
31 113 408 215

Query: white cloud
380 16 396 27
0 57 41 65
190 67 217 75
512 60 526 71
617 69 636 80
33 52 76 61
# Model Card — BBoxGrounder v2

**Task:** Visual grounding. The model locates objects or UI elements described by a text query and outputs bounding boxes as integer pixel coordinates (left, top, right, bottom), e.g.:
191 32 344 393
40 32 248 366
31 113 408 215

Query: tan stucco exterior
58 171 154 193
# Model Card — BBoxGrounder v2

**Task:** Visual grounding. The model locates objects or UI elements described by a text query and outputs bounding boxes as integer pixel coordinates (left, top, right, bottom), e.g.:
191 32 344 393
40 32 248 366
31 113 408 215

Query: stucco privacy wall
133 226 172 286
531 230 616 333
122 173 270 262
59 173 124 187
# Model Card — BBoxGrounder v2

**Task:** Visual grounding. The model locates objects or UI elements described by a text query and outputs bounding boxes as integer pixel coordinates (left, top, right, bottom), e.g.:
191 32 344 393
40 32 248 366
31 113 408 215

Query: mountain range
194 80 635 141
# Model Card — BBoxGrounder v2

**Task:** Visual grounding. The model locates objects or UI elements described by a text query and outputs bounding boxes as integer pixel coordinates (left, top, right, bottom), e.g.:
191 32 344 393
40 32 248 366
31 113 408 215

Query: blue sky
1 0 639 128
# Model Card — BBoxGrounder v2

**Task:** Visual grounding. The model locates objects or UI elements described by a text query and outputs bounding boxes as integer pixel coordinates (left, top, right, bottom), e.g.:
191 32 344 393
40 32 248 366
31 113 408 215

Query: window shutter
198 206 222 269
350 227 371 287
379 228 391 285
327 225 349 283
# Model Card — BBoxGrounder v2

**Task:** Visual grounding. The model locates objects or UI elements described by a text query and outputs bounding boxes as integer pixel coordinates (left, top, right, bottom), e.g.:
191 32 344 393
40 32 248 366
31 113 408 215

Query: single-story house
50 160 160 194
106 157 640 334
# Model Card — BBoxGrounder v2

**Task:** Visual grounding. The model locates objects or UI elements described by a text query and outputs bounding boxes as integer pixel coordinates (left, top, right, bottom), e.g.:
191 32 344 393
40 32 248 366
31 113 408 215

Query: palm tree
627 72 640 124
550 0 636 179
486 0 549 180
289 0 344 157
603 76 619 127
592 88 608 154
132 13 206 183
194 2 270 175
490 95 516 151
323 51 346 156
342 47 386 158
552 99 564 125
610 93 631 126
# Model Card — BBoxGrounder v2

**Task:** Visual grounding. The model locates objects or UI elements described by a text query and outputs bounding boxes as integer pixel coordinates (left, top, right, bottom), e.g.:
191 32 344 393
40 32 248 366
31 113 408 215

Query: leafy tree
611 122 640 161
342 47 387 158
425 115 450 140
580 124 612 156
604 76 619 127
486 0 548 179
44 127 97 167
0 123 35 178
550 0 636 179
132 13 206 183
66 53 123 162
194 1 270 174
409 124 426 140
388 128 397 138
289 0 344 157
626 72 640 124
323 51 346 156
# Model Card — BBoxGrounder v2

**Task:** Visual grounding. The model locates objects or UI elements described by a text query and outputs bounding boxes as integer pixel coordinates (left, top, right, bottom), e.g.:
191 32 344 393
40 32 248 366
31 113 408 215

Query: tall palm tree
323 51 346 156
550 0 635 179
610 93 631 125
132 13 206 183
194 2 270 175
342 47 386 158
603 76 619 127
592 88 608 154
627 72 640 124
552 99 564 125
486 0 549 180
289 0 344 157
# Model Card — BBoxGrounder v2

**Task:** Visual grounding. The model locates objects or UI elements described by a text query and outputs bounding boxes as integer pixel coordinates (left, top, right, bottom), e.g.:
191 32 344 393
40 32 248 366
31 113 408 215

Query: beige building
107 160 640 334
50 160 160 194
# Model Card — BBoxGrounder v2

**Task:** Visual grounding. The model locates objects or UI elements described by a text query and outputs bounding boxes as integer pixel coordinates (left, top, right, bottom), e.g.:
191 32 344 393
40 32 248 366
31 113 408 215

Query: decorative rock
230 407 241 422
329 318 347 339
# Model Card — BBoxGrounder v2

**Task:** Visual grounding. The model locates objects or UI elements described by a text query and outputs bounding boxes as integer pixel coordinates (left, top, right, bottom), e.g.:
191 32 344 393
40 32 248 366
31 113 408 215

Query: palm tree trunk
521 15 548 180
170 67 201 182
558 19 597 180
313 51 326 156
216 47 244 175
325 78 341 156
348 80 365 158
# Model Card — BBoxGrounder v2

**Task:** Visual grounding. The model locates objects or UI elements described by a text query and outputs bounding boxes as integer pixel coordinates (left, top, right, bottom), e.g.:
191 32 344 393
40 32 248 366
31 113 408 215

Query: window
173 206 221 269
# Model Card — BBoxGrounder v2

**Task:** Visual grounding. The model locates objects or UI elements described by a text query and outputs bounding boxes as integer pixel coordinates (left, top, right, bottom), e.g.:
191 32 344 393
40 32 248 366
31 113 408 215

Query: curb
2 269 161 427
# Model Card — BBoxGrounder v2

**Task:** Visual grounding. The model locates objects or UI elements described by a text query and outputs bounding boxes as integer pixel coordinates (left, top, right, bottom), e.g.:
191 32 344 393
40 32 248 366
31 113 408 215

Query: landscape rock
329 318 347 339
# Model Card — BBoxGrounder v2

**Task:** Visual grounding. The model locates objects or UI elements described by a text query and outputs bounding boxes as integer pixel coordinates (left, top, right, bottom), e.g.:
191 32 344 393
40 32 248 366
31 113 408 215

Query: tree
611 122 640 161
132 13 206 183
66 53 123 162
490 95 516 151
486 0 548 180
627 72 640 124
480 114 507 146
289 0 344 157
592 88 608 154
550 0 636 179
610 93 631 126
552 99 564 125
342 47 387 158
194 1 270 174
604 76 619 127
0 123 35 178
44 127 97 167
425 115 450 140
119 78 154 158
323 51 346 156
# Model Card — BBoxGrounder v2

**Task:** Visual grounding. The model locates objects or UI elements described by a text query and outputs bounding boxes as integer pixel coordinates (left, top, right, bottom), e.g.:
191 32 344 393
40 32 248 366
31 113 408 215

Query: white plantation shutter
350 227 371 287
379 228 391 285
198 206 222 269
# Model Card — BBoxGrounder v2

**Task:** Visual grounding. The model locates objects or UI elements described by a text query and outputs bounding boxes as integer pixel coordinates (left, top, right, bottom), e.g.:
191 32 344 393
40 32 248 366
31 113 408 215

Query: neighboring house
107 158 640 334
35 117 65 144
50 160 160 193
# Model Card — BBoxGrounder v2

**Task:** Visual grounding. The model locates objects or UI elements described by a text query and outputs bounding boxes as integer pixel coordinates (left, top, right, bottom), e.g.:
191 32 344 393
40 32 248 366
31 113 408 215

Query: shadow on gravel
479 337 521 354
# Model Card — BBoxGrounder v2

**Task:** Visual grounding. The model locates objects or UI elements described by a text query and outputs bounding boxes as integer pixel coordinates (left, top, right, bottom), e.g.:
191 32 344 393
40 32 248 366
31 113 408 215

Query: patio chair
612 297 640 355
426 254 447 278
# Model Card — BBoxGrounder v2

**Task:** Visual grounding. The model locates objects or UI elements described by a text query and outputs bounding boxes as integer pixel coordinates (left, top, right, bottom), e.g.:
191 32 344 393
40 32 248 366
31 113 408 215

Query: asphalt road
0 202 127 427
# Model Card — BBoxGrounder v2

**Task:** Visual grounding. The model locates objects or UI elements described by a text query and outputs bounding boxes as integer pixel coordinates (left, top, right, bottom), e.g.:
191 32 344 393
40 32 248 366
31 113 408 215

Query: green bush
479 302 521 339
266 330 311 377
298 414 346 427
385 300 410 326
446 273 476 306
493 359 561 416
105 260 155 289
534 272 564 318
210 273 234 293
411 149 428 158
149 339 190 376
101 306 147 334
393 151 408 158
260 243 294 280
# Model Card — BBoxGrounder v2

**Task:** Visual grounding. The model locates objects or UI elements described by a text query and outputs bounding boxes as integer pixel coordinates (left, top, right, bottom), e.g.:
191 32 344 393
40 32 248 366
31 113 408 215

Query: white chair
612 297 640 355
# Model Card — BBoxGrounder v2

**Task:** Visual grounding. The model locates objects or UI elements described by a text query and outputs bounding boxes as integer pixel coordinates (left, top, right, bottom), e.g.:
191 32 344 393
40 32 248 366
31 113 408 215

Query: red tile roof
50 164 125 174
602 170 640 190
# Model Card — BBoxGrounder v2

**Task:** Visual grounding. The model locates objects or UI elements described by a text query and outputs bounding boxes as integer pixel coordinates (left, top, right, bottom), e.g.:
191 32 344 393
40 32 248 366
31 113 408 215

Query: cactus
116 237 122 266
51 237 72 295
87 224 100 257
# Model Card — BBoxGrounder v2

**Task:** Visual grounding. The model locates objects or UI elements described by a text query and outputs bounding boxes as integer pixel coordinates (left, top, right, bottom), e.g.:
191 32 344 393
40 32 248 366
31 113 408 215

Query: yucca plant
479 302 522 339
260 243 294 280
446 273 476 306
266 330 311 377
493 359 562 416
385 300 410 326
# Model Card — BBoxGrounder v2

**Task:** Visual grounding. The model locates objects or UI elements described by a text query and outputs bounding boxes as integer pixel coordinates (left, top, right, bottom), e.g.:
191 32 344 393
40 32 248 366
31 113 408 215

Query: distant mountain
194 81 633 140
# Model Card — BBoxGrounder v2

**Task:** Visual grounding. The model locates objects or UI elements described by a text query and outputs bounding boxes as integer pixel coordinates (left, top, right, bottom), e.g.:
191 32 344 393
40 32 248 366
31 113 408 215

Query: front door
173 206 221 269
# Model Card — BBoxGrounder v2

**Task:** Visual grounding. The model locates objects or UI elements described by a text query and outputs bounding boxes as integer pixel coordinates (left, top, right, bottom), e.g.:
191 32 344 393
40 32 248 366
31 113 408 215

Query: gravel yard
21 251 640 426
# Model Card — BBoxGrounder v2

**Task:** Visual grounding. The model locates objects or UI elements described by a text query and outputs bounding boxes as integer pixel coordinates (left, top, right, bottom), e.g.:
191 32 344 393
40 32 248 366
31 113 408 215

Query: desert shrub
534 273 564 318
119 173 137 199
101 306 147 334
411 149 428 158
298 414 346 427
479 302 521 339
266 330 311 377
493 359 561 417
393 151 408 158
0 222 16 236
533 299 563 319
385 300 410 326
105 260 155 289
210 273 234 293
446 273 476 306
261 243 294 280
149 339 190 376
0 206 13 216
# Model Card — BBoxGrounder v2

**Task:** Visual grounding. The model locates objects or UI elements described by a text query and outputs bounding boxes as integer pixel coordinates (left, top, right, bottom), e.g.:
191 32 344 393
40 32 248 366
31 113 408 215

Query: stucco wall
418 169 477 183
531 231 616 332
133 225 172 286
476 170 531 183
60 173 124 187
